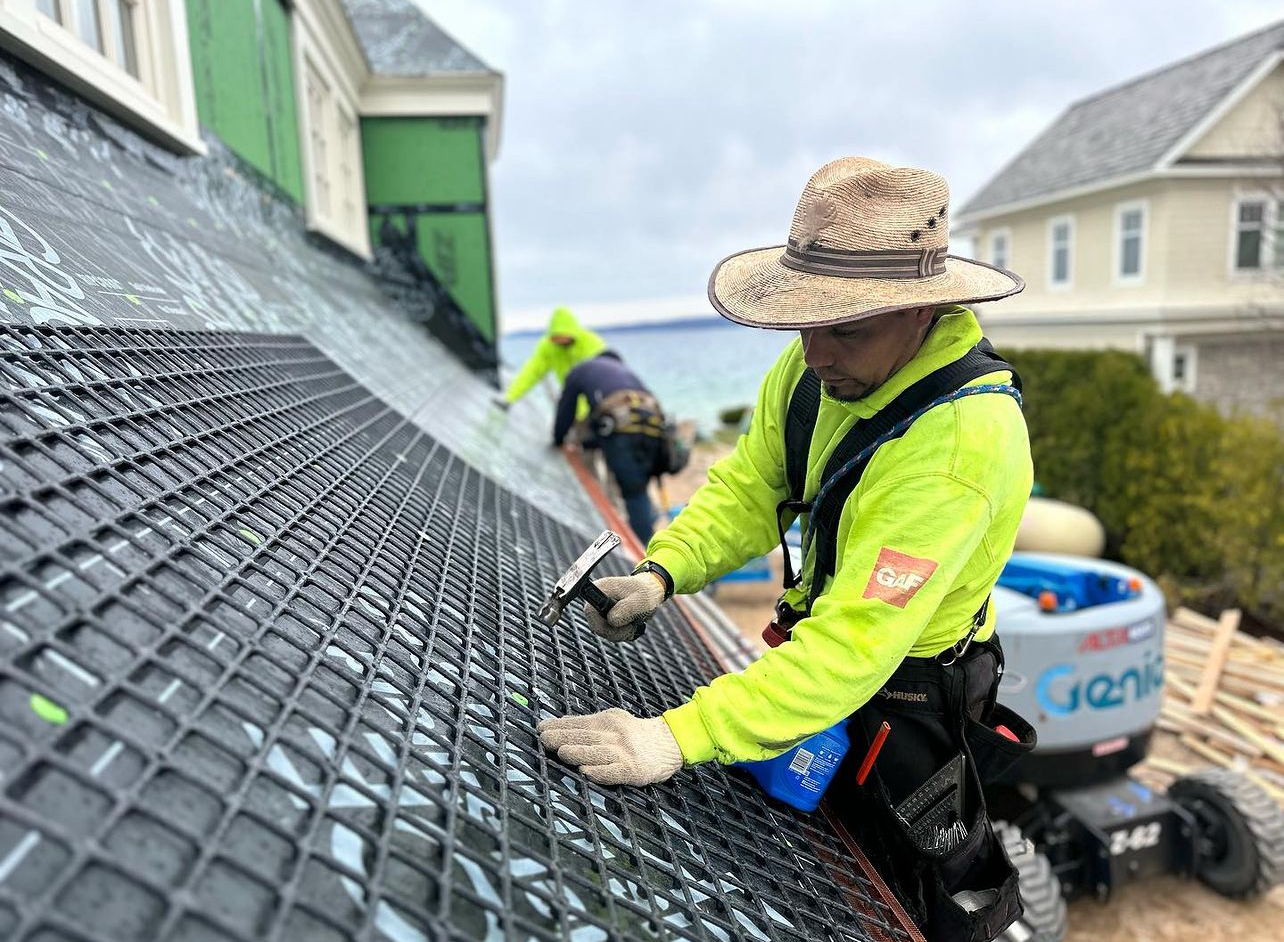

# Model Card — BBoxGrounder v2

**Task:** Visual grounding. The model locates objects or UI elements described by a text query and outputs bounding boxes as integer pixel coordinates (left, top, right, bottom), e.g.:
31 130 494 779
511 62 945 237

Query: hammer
538 530 637 632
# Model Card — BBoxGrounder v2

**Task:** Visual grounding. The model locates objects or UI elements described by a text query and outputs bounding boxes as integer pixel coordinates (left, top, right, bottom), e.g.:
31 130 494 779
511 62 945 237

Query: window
293 0 370 258
1048 215 1074 288
1172 345 1196 394
0 0 201 152
1115 201 1146 283
337 105 361 239
989 229 1010 270
305 62 333 220
1233 198 1283 271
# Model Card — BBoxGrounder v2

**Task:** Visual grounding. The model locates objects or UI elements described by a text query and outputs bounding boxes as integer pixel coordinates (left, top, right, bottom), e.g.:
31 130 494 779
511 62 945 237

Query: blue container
735 722 850 812
997 554 1140 613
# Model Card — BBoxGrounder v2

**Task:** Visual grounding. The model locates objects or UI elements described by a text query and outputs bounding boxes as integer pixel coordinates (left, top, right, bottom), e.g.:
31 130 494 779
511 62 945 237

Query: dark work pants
599 432 661 545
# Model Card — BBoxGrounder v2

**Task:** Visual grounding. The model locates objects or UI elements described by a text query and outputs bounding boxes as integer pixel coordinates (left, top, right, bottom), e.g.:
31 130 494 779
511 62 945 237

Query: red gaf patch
863 547 939 609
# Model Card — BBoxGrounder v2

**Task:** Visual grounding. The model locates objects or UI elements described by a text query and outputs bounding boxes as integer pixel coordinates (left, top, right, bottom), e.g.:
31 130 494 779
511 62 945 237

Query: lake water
501 318 795 434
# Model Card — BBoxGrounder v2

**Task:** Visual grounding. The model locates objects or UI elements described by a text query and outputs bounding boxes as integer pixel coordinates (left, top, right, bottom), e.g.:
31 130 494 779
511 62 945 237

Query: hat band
780 241 948 279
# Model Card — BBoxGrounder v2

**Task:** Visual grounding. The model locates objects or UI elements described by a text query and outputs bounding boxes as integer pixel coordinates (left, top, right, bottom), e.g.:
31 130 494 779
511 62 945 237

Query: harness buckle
936 633 973 667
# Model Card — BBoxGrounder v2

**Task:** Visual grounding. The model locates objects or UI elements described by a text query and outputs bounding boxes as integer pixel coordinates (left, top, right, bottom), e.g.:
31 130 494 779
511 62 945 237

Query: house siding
361 116 497 342
970 176 1282 324
967 175 1283 416
970 179 1173 319
185 0 304 203
1162 177 1282 306
1186 60 1284 160
1192 334 1284 419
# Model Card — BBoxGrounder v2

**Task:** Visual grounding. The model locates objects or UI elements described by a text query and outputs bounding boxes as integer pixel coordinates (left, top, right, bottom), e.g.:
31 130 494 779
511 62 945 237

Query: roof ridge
1070 18 1283 110
958 18 1284 217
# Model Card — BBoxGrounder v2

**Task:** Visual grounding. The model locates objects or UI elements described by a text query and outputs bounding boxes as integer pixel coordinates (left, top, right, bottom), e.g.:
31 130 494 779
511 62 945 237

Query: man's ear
913 305 938 328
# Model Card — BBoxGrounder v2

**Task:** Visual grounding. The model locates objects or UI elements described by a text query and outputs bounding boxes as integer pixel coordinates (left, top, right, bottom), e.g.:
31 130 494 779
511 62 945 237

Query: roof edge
1070 18 1284 112
956 163 1283 224
1154 49 1284 170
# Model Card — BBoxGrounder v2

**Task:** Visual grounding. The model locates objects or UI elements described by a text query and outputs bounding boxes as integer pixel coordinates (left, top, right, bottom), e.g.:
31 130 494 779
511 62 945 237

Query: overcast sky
417 1 1282 333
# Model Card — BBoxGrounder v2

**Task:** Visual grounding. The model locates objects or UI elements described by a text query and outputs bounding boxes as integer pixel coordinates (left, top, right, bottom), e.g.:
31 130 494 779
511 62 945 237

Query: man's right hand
585 573 667 642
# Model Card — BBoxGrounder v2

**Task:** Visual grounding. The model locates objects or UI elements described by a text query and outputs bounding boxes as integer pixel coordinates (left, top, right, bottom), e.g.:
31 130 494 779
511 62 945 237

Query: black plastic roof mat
0 323 915 942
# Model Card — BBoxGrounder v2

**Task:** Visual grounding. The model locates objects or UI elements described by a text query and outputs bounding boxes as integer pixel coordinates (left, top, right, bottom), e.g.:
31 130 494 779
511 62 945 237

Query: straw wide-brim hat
708 156 1024 329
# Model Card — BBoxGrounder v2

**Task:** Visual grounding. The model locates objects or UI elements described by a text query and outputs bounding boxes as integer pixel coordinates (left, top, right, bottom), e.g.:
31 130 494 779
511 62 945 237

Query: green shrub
1003 349 1284 626
718 405 751 427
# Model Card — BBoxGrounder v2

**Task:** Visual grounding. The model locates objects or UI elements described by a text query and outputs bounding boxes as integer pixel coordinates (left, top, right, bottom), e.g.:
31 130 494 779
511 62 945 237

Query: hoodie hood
548 306 582 337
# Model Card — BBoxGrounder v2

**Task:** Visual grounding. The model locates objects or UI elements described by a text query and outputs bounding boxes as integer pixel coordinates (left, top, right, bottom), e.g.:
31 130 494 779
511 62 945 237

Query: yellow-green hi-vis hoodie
503 307 607 405
647 307 1033 766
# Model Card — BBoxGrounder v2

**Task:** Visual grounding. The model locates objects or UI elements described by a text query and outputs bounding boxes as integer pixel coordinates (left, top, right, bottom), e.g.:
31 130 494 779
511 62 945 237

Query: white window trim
1047 214 1075 291
1113 199 1148 286
293 0 371 259
1227 191 1281 278
988 227 1011 270
0 0 203 154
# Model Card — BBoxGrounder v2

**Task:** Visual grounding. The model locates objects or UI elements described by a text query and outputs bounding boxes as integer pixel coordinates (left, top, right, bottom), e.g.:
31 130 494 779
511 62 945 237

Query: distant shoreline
503 313 735 340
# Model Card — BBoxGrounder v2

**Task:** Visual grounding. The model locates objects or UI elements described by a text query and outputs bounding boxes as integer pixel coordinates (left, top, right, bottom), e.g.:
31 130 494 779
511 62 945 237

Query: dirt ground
655 441 1284 942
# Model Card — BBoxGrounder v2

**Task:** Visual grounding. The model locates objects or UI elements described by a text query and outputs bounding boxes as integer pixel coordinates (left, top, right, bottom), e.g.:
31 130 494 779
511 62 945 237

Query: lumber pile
1136 607 1284 803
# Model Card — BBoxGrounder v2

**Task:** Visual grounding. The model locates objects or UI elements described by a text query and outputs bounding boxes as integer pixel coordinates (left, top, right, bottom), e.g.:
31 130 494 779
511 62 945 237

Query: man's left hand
538 708 683 786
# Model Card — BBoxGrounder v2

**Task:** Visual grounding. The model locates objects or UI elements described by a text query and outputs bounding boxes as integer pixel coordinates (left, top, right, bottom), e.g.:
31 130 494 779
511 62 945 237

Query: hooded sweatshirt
504 307 607 405
645 307 1033 765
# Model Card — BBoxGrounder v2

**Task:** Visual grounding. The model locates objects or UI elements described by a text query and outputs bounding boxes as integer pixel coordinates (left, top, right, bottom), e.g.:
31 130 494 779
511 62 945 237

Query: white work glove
538 708 684 786
585 573 666 642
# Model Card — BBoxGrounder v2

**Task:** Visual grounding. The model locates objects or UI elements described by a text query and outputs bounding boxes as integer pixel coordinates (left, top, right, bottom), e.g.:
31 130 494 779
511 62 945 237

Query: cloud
416 0 1283 330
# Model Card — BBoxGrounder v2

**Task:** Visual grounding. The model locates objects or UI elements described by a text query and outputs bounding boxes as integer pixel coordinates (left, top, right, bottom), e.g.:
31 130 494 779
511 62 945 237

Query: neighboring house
956 21 1284 417
0 0 504 352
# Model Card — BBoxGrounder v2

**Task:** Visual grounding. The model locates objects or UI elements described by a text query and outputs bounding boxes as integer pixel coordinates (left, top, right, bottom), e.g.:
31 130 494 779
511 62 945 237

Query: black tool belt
828 636 1036 942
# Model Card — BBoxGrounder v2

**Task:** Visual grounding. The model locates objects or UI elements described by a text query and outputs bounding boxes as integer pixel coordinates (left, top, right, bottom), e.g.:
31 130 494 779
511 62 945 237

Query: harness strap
804 382 1022 612
772 337 1021 648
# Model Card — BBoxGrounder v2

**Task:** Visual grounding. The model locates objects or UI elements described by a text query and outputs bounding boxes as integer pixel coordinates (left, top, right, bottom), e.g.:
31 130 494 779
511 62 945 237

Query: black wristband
633 560 674 600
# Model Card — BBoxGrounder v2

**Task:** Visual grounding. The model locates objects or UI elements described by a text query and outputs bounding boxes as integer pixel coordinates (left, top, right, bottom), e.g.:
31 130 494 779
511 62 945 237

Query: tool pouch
828 638 1035 942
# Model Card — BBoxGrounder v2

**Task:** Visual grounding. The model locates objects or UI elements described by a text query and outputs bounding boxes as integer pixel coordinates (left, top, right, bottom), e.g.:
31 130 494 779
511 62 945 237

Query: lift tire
1170 768 1284 898
994 820 1067 942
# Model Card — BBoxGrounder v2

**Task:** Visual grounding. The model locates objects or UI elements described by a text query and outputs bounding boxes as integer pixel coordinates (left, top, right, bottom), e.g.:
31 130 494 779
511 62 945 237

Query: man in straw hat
539 157 1035 937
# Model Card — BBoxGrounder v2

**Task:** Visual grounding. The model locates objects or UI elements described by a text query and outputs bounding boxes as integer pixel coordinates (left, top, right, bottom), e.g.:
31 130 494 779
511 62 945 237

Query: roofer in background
539 157 1038 941
496 306 606 412
553 351 665 544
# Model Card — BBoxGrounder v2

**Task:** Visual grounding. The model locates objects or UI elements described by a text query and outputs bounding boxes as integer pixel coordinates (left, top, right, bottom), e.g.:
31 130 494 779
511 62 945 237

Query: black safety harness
766 339 1038 942
768 338 1021 641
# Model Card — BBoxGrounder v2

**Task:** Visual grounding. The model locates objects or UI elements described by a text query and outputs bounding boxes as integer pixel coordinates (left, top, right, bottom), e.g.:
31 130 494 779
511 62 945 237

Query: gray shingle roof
959 20 1284 217
340 0 493 76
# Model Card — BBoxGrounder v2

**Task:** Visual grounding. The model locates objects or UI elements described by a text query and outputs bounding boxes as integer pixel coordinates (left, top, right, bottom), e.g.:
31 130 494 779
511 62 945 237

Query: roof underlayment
0 49 917 942
960 20 1284 216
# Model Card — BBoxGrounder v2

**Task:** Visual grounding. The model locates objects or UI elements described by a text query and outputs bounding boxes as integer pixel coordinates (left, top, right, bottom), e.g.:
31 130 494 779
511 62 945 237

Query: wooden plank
1144 755 1195 776
1172 607 1219 633
1166 674 1197 700
1160 706 1263 756
1191 609 1242 715
1180 734 1237 769
1211 705 1284 767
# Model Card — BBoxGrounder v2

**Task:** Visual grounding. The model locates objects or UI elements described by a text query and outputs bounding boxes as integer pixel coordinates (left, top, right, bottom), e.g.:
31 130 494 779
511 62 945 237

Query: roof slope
341 0 493 76
0 46 917 942
960 20 1284 216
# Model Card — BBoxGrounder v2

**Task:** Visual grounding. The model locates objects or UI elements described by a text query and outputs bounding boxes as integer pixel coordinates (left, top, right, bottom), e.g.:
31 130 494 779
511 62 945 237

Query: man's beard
824 381 872 401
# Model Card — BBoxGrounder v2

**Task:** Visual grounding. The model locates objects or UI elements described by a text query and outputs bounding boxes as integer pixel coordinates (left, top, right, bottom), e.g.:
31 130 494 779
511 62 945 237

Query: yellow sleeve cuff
643 547 696 595
663 701 718 765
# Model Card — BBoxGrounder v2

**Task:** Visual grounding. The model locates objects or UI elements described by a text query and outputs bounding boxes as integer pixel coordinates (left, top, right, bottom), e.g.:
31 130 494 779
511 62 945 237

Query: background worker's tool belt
592 390 665 438
830 636 1036 942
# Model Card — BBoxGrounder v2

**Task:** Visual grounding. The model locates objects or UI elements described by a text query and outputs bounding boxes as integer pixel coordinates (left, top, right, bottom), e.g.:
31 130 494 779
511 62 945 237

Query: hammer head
538 530 621 625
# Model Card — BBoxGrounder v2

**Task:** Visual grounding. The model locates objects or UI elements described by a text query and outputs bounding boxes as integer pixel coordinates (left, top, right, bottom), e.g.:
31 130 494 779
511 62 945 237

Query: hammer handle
581 580 615 618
